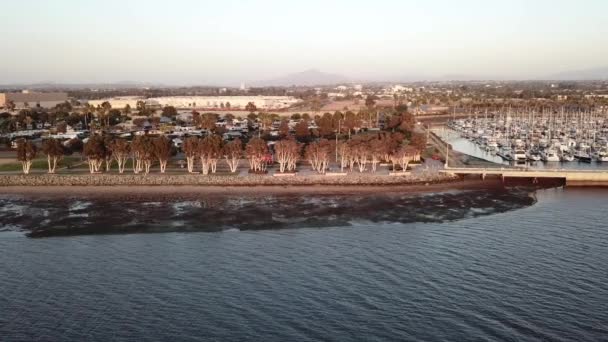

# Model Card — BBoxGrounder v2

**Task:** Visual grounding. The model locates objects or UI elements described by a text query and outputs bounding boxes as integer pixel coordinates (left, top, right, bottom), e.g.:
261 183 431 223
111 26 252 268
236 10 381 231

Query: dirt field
320 99 395 112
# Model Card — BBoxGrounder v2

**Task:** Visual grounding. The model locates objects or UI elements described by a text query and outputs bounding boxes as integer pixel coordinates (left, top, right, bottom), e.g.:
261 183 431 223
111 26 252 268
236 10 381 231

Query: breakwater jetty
442 167 608 187
0 173 457 187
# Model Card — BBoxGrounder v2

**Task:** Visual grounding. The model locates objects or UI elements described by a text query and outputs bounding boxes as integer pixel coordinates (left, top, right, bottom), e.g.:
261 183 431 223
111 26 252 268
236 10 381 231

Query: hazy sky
1 0 607 84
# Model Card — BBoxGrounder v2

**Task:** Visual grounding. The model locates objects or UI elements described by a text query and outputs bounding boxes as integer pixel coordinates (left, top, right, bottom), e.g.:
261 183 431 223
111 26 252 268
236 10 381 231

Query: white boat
486 138 498 150
561 153 575 162
498 147 513 161
542 149 560 162
594 148 608 162
527 152 541 161
574 150 592 163
512 149 527 161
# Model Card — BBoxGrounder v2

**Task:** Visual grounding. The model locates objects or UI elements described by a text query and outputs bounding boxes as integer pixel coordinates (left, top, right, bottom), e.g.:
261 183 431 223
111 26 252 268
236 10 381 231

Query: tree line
14 129 426 175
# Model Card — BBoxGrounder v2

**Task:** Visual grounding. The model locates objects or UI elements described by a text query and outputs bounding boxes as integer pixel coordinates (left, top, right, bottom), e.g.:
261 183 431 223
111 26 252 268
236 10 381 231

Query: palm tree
80 104 93 129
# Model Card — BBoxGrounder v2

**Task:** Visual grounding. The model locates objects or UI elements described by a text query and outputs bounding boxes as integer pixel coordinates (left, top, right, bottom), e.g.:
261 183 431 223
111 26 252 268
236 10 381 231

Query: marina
441 108 608 170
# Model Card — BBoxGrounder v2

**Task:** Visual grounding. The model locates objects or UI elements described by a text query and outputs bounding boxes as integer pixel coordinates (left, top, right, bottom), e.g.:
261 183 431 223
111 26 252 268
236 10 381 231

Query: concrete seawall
0 173 458 187
443 168 608 187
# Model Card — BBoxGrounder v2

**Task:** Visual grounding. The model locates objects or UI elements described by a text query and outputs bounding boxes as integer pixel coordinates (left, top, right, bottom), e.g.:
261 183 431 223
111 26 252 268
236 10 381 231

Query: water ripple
0 188 607 341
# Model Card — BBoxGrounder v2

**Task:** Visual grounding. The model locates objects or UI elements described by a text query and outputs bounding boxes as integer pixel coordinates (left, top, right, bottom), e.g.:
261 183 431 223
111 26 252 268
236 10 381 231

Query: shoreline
0 172 462 190
0 178 505 197
0 177 536 239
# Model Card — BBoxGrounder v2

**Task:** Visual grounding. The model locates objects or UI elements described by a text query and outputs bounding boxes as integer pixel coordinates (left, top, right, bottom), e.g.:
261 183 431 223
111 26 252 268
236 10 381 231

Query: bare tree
337 141 350 172
103 136 114 171
348 137 370 173
409 133 427 161
369 137 385 172
198 135 222 175
382 132 405 162
390 146 413 172
131 135 154 174
83 135 106 173
274 139 300 173
41 138 65 173
16 139 37 174
305 139 331 174
223 138 242 173
153 135 173 173
245 137 269 172
182 137 199 173
108 138 130 174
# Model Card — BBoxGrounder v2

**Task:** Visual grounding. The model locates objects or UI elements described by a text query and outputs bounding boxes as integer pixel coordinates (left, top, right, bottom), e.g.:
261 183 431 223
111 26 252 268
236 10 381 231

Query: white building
0 90 68 109
391 85 413 93
87 96 145 109
327 92 346 98
87 95 301 111
148 96 301 110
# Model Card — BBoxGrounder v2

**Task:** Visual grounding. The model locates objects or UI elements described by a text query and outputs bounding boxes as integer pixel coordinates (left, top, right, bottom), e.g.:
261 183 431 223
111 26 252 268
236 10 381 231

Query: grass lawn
0 156 82 172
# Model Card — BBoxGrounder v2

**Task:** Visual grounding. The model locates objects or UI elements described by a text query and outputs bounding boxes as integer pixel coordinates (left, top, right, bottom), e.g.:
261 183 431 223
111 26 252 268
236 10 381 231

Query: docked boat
542 149 561 162
527 151 541 162
512 148 527 162
561 152 575 162
497 147 513 161
574 150 592 163
486 138 498 150
594 148 608 162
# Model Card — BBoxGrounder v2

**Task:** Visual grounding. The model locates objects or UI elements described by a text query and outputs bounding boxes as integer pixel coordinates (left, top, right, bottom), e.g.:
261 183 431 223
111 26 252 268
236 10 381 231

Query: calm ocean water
1 188 607 341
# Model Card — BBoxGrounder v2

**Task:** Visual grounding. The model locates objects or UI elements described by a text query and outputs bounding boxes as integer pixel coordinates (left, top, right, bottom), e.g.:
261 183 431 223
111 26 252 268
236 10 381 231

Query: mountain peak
548 66 608 80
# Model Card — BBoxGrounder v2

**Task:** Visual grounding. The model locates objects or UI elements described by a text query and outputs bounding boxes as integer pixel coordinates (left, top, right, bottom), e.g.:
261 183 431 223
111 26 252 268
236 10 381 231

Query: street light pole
445 141 449 168
335 119 342 162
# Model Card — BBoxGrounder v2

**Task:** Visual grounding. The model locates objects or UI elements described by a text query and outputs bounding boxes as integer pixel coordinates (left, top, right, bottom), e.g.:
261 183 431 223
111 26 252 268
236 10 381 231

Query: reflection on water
434 127 505 164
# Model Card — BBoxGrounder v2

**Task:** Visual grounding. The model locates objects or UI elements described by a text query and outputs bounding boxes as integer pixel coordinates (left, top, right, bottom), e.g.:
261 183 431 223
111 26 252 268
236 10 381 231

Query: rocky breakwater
0 173 458 187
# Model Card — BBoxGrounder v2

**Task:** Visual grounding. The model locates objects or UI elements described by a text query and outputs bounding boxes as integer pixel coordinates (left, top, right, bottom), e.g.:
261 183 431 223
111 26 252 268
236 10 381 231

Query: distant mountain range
250 66 608 85
251 69 351 87
0 81 164 90
2 66 608 90
546 67 608 80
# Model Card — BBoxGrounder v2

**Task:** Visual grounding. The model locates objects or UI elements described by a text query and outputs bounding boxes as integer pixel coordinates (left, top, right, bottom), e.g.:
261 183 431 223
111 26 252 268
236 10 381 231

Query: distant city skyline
2 0 607 85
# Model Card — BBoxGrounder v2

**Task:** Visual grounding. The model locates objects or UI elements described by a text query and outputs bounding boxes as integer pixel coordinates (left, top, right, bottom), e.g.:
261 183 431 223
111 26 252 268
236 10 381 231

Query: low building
327 92 346 98
87 95 301 111
391 85 413 93
0 90 68 109
87 96 146 109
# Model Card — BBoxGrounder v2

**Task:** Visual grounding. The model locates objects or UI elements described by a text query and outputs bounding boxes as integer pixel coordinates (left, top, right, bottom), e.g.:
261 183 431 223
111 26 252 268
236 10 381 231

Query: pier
441 167 608 186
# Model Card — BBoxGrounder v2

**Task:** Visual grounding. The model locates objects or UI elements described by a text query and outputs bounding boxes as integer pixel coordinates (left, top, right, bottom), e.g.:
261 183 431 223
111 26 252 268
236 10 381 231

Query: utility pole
335 119 342 162
445 141 449 168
